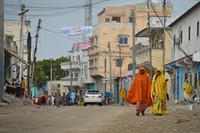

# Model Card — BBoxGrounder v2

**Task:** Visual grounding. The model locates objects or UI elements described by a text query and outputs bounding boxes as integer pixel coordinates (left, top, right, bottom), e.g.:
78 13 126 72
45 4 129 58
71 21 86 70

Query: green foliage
34 56 69 87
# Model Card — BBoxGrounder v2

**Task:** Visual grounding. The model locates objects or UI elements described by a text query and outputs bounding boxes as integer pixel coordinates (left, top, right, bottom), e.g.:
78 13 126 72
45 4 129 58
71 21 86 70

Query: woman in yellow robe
182 79 193 101
151 67 168 115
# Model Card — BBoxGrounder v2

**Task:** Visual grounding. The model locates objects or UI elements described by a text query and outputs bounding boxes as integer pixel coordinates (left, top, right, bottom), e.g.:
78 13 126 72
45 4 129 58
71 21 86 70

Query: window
76 55 80 61
197 21 199 37
188 26 191 41
75 73 78 77
89 60 94 67
5 36 13 48
90 36 98 46
173 34 176 48
129 17 133 23
66 71 69 77
180 30 183 43
119 38 128 45
111 17 121 22
152 40 162 49
105 18 110 22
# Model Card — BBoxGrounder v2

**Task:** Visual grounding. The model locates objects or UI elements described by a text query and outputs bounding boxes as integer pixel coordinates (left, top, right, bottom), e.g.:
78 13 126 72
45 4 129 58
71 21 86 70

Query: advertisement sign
60 26 93 36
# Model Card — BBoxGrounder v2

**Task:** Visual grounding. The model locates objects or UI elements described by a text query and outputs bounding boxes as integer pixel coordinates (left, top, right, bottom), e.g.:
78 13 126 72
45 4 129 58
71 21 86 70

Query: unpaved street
0 102 200 133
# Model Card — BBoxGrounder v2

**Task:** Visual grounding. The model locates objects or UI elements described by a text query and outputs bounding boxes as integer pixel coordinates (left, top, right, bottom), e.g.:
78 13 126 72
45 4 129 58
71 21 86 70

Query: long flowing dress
151 67 168 115
126 67 152 114
182 80 193 101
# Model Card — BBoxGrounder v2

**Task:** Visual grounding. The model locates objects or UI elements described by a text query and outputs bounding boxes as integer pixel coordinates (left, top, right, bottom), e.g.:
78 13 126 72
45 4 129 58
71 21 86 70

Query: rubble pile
0 94 32 107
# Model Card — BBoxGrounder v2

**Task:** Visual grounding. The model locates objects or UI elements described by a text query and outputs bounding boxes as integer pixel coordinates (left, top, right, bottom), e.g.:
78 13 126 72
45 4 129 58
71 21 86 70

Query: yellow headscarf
182 79 193 96
151 67 167 100
120 88 126 99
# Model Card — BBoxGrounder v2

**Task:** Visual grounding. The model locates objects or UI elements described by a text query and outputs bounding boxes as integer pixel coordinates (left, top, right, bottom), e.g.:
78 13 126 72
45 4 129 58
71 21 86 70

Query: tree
34 56 69 87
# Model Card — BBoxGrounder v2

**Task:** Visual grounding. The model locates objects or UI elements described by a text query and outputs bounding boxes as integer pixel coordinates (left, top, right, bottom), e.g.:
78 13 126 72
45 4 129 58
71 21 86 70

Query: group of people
125 66 198 116
126 66 168 116
46 84 79 107
4 76 28 98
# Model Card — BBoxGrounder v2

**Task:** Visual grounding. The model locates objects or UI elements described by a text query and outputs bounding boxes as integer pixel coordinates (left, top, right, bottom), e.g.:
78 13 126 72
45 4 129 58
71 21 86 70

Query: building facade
4 20 31 83
89 2 172 102
60 42 95 96
167 2 200 100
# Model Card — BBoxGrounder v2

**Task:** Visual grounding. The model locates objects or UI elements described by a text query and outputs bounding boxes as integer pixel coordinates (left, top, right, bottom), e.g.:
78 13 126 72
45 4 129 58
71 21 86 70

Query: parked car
84 90 103 106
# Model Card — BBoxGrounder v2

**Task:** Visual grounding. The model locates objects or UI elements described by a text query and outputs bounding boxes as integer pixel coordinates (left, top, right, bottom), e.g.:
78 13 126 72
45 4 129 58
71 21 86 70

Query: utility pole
104 58 107 100
131 9 136 80
50 61 53 95
0 0 4 99
107 42 112 97
32 19 41 98
84 0 92 26
84 0 92 41
119 45 122 90
27 32 31 97
70 61 73 91
162 0 166 74
18 4 29 79
147 0 153 79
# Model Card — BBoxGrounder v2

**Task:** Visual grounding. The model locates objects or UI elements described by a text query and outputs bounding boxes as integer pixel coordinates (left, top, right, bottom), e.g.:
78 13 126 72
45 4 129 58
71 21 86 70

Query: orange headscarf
126 66 152 106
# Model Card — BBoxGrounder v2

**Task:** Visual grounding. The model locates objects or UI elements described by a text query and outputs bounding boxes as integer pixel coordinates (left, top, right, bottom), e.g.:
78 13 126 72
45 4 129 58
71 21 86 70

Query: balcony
60 77 84 87
61 61 80 70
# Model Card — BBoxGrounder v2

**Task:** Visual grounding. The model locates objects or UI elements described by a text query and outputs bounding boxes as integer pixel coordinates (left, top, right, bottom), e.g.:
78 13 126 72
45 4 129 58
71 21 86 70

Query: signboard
60 26 93 37
193 51 200 62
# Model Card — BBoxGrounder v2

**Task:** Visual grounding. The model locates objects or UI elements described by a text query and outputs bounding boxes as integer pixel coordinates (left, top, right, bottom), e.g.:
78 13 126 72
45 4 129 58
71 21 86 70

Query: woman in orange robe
126 66 152 116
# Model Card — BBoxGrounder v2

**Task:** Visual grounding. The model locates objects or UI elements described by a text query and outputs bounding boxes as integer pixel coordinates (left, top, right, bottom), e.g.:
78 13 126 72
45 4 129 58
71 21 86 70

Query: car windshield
87 90 100 95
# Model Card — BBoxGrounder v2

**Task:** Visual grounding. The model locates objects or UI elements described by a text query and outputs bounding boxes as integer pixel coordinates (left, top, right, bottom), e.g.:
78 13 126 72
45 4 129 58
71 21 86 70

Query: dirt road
0 102 200 133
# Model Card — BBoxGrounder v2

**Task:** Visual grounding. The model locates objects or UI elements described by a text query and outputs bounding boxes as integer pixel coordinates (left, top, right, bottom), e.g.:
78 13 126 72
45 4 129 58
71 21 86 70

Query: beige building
4 20 31 81
89 3 173 101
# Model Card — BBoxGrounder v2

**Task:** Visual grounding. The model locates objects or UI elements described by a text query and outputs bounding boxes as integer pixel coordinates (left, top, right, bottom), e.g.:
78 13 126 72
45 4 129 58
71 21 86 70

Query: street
0 102 200 133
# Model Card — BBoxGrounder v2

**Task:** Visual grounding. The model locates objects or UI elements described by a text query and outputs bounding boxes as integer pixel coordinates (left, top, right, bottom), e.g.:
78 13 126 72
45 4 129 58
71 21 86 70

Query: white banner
60 26 93 36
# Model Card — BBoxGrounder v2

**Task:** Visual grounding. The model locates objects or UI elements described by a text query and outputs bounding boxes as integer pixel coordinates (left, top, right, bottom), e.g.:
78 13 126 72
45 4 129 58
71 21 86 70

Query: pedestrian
79 95 84 106
62 92 67 106
67 89 71 106
192 89 197 101
21 77 26 98
16 76 21 98
119 88 126 106
126 66 152 116
71 90 76 105
55 84 62 107
182 79 193 101
151 67 168 116
51 94 55 106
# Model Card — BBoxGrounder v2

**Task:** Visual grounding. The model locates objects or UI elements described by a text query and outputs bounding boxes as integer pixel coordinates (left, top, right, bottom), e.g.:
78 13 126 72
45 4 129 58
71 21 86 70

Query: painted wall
176 68 184 100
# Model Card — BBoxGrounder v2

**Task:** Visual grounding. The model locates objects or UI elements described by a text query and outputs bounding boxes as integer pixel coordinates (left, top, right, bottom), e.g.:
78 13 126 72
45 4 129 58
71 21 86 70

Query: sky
4 0 199 61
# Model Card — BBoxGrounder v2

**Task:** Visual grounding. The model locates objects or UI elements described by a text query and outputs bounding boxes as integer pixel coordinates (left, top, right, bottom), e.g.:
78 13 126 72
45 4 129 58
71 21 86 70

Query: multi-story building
4 20 30 82
60 42 95 96
166 2 200 101
89 2 172 102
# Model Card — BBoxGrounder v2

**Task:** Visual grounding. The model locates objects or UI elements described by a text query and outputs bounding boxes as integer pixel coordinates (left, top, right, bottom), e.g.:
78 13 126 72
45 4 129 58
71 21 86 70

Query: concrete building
89 2 172 103
4 20 30 83
166 2 200 101
60 42 95 96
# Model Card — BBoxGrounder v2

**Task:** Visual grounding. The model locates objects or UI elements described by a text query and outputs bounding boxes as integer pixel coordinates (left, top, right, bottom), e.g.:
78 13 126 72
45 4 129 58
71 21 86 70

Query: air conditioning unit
175 37 180 45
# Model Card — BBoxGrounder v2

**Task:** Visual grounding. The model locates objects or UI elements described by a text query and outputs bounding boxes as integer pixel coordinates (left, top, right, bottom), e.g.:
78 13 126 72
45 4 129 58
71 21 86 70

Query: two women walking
126 67 168 116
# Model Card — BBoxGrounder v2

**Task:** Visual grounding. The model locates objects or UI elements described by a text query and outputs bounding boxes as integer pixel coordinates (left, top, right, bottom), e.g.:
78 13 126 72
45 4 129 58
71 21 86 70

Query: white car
84 90 104 106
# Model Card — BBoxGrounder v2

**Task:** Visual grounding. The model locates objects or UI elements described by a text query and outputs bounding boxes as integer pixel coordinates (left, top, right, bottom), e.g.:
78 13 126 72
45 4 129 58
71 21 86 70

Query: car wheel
99 103 103 106
84 103 87 106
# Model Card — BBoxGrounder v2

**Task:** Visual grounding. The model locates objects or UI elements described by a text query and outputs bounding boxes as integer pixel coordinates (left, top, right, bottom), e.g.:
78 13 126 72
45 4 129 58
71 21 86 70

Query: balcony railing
61 61 80 70
60 77 84 87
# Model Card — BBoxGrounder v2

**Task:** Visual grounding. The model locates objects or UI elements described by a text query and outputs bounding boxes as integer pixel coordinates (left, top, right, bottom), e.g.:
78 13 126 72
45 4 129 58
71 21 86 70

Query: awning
4 47 29 66
164 54 193 67
136 27 171 37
